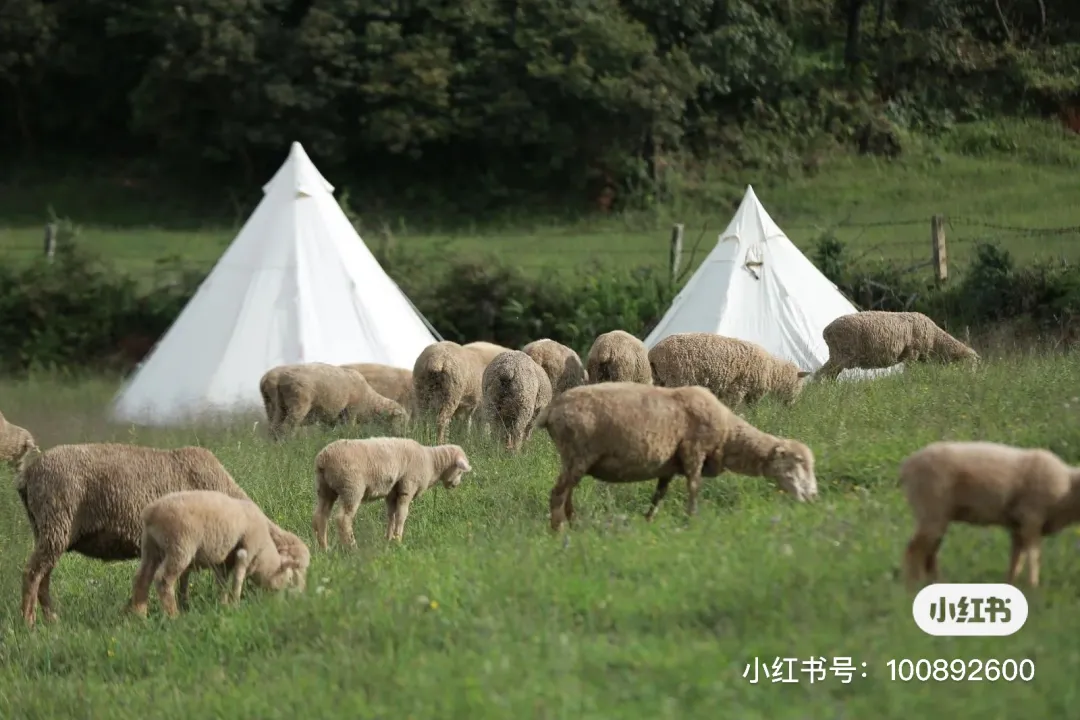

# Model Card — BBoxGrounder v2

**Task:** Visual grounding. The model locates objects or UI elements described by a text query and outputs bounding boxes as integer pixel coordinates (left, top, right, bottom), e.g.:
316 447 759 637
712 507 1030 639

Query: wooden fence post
669 223 684 283
44 222 57 262
931 214 947 284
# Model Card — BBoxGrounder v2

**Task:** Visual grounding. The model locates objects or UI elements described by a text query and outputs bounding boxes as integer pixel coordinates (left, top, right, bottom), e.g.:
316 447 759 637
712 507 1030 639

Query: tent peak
263 141 335 197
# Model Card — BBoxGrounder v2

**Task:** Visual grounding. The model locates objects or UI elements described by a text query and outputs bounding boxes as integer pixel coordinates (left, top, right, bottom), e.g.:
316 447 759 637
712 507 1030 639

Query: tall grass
2 352 1080 717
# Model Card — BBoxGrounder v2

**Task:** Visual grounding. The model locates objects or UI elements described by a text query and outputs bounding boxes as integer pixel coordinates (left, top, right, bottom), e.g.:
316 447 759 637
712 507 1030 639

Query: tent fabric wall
110 142 439 426
644 185 902 382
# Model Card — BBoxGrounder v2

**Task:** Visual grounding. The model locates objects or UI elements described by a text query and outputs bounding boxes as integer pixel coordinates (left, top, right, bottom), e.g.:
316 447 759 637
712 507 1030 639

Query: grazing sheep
649 333 811 407
480 350 554 452
899 440 1080 590
522 338 588 395
14 443 254 627
534 382 817 531
341 363 415 416
585 330 652 385
312 437 472 547
0 412 37 469
128 490 309 618
412 341 499 443
463 341 514 364
266 362 407 439
816 311 979 380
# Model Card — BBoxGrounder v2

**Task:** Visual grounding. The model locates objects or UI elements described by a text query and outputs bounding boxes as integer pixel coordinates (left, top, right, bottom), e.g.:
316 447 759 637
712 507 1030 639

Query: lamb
341 362 415 416
312 437 471 548
0 411 37 469
263 362 407 439
585 330 652 384
898 440 1080 590
128 490 309 618
412 341 502 443
534 382 817 531
480 350 554 452
522 338 588 395
14 442 256 627
815 311 979 380
649 333 811 406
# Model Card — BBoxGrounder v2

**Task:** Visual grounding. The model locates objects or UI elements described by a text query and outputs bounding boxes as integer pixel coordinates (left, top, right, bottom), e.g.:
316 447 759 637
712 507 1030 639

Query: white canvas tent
644 185 901 381
110 141 440 426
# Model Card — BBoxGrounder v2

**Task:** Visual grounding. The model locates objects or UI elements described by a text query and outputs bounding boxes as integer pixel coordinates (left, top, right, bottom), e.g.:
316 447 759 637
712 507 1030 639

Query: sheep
312 437 472 548
462 341 514 364
14 442 255 628
412 341 500 443
480 350 554 452
128 490 309 618
649 333 811 407
341 362 415 416
899 440 1080 590
0 412 37 469
815 311 979 380
522 338 588 395
264 362 407 439
534 382 817 531
585 330 652 385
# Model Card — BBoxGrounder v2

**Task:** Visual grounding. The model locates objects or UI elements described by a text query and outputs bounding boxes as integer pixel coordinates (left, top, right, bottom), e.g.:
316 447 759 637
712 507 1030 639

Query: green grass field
2 353 1080 717
2 119 1080 280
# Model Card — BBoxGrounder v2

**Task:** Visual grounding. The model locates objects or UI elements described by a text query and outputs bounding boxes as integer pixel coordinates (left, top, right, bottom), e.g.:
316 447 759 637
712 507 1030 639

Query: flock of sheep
1 309 1076 630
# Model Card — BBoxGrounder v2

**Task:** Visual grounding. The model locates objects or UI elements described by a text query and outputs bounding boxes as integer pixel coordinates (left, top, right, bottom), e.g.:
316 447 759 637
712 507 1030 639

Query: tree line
2 0 1078 212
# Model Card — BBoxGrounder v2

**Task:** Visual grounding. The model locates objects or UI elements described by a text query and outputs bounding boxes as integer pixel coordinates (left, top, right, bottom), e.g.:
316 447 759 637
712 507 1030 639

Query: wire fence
5 212 1080 279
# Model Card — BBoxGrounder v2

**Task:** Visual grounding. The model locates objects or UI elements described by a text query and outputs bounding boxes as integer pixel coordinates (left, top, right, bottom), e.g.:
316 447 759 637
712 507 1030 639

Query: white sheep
816 311 979 380
649 333 810 406
262 362 407 439
521 338 588 395
480 350 553 452
585 330 652 384
312 437 472 547
533 382 817 530
412 341 495 443
127 490 309 618
13 442 256 627
899 440 1080 589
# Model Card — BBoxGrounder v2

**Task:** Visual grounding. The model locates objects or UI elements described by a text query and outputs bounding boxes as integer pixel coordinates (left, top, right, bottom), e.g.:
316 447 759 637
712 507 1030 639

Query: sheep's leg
226 548 251 604
385 497 399 542
37 568 58 623
684 468 704 517
155 554 193 618
21 539 64 628
336 488 363 549
1007 525 1042 587
903 529 943 590
436 404 456 444
549 463 586 531
924 537 943 583
312 484 338 550
176 568 194 611
644 475 675 521
391 494 414 541
127 554 161 618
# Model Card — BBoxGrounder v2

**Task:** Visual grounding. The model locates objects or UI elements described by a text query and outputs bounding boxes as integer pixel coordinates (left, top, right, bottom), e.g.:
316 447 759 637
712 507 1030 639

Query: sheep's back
22 444 246 560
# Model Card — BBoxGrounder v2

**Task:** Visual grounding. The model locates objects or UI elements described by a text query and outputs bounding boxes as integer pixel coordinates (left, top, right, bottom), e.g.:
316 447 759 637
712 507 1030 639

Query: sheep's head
6 428 37 470
765 440 817 502
440 446 472 488
933 332 979 363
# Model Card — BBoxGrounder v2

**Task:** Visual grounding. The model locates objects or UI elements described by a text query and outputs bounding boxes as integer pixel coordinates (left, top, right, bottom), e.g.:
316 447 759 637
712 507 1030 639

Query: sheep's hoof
41 609 59 623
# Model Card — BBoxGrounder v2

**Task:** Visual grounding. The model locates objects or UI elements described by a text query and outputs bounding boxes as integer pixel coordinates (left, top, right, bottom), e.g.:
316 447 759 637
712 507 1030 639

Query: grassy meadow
2 119 1080 280
2 354 1080 717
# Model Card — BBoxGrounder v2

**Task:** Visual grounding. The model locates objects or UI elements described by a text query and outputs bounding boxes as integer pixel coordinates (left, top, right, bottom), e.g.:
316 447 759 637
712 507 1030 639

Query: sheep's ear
797 371 811 379
771 445 789 459
455 455 471 471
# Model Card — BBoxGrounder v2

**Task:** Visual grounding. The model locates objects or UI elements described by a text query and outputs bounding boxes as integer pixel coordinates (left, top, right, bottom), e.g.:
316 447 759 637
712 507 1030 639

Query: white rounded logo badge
912 583 1028 636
